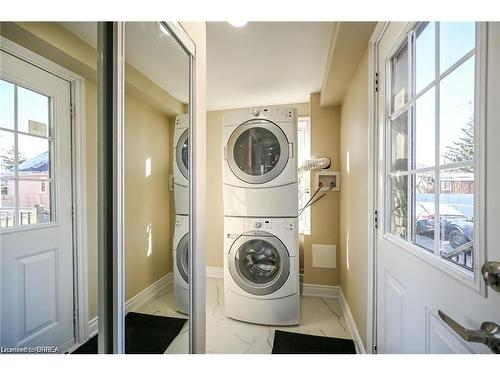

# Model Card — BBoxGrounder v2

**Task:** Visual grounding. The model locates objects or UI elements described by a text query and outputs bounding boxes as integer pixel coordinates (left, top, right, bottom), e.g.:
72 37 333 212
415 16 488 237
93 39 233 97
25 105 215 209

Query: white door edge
366 21 390 354
0 36 89 349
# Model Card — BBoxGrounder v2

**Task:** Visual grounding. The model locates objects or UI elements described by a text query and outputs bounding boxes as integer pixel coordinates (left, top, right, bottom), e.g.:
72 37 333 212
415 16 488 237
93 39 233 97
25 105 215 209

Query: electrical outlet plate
315 171 340 191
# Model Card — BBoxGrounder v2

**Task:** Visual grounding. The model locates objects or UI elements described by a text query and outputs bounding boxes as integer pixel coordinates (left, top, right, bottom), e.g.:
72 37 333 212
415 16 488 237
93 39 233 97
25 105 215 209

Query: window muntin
0 79 53 229
386 22 476 273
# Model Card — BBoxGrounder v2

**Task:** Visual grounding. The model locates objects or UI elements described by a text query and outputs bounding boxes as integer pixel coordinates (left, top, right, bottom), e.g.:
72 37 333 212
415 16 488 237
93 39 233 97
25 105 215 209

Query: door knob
482 261 500 292
438 310 500 354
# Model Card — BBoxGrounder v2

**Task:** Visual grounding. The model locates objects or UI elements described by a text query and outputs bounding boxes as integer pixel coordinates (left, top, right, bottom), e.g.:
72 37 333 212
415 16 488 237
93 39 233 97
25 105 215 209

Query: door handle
438 310 500 353
482 261 500 292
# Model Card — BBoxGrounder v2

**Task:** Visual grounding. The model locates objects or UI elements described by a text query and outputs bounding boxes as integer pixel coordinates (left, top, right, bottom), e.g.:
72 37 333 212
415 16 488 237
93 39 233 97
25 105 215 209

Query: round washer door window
227 119 289 184
176 129 189 180
228 233 290 296
176 233 189 284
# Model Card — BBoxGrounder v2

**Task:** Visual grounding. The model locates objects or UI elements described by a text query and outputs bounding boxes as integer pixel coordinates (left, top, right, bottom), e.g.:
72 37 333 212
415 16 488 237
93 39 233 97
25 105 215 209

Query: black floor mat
72 312 187 354
272 330 357 354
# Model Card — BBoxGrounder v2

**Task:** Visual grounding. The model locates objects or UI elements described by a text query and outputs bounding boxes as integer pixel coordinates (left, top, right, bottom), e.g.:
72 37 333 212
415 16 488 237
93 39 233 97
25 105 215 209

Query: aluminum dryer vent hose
298 157 331 175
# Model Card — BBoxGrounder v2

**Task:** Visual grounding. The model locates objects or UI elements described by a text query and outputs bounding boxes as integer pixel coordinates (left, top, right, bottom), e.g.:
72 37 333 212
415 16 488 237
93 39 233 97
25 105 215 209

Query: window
0 79 52 229
298 116 311 235
386 22 476 272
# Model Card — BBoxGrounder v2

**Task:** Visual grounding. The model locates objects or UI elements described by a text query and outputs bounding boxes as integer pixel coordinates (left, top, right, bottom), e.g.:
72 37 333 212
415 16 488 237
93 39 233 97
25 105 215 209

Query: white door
375 22 500 353
0 49 75 352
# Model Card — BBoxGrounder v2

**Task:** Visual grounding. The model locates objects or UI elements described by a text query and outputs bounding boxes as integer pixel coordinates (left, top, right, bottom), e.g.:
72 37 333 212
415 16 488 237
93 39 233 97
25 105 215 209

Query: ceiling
59 22 190 103
320 22 377 107
207 22 334 110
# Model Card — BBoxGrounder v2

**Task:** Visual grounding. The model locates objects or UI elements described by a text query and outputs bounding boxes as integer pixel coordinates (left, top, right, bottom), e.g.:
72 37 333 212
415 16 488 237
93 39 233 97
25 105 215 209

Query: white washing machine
173 114 189 215
222 107 298 218
173 214 189 314
224 216 299 325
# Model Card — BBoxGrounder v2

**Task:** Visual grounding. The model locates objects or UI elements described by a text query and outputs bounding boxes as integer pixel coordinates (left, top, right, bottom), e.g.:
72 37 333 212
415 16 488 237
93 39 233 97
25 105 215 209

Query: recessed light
228 21 247 27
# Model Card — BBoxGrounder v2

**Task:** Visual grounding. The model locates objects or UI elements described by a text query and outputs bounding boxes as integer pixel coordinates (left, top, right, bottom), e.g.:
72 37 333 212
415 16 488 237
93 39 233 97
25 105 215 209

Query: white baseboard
206 266 224 279
337 288 366 354
302 283 340 299
86 272 173 339
301 282 365 354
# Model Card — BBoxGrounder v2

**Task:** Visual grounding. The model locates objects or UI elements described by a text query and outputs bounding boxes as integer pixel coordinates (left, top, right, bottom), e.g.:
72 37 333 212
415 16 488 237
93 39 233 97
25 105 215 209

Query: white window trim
382 22 486 292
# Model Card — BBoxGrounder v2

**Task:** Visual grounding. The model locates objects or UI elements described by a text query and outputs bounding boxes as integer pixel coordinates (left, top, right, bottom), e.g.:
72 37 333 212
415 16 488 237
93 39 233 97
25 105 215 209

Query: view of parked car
415 202 474 250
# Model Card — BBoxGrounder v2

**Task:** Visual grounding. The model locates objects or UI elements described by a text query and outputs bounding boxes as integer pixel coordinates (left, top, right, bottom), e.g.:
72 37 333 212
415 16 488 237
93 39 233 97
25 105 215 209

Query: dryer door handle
288 142 294 158
224 146 228 160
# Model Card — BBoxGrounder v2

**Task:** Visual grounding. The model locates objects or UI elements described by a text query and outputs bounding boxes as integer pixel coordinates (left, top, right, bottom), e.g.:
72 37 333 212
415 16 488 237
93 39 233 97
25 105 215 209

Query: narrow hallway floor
135 277 352 354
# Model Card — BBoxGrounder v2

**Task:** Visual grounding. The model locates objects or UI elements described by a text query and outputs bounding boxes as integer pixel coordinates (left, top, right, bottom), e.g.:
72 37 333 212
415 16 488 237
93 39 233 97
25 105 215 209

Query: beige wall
339 51 369 347
303 93 341 285
1 22 179 320
124 95 174 303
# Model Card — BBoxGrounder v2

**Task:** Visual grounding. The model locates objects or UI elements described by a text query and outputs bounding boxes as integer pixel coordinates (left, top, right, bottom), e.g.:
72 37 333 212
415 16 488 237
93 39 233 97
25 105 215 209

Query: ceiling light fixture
228 21 247 27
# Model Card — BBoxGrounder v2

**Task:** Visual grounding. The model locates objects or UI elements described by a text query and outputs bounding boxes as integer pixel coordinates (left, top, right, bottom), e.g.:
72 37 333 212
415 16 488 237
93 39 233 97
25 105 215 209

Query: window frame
297 116 311 235
383 22 485 284
0 78 54 231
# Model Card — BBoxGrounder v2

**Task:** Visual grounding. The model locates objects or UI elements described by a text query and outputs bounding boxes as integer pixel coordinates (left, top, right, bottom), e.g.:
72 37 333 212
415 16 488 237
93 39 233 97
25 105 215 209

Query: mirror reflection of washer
224 216 299 325
223 107 298 217
173 114 189 215
173 215 189 314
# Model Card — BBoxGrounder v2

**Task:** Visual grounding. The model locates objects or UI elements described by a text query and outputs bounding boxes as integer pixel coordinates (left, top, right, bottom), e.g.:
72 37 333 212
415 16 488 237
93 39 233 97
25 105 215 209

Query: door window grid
0 79 53 229
385 22 476 273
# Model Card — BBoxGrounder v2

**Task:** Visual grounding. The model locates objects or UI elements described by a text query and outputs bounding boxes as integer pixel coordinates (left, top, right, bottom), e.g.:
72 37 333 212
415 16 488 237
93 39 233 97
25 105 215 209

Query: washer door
227 119 289 184
228 233 290 296
176 233 189 284
176 129 189 180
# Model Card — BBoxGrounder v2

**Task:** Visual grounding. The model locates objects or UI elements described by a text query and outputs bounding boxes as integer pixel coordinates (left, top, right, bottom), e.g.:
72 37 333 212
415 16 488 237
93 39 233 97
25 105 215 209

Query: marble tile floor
134 277 352 354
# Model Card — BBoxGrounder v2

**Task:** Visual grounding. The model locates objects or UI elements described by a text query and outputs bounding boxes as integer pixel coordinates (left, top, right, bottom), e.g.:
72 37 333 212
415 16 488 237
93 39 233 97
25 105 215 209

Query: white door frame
0 36 89 349
366 22 388 354
367 22 490 354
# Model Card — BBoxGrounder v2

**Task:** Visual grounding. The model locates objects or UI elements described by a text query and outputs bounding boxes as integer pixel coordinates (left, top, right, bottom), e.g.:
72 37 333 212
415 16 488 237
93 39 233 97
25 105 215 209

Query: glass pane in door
0 79 15 130
413 171 435 252
390 175 408 239
17 86 50 135
439 56 475 166
439 167 474 271
415 22 436 93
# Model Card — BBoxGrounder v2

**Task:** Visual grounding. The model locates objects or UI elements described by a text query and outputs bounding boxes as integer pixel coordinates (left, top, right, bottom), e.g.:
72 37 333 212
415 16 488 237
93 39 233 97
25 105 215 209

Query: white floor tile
135 277 351 354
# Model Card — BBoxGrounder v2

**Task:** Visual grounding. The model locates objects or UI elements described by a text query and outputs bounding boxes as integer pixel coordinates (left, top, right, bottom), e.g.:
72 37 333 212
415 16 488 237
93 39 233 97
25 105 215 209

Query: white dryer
173 214 189 314
224 216 299 325
173 114 189 215
223 107 298 217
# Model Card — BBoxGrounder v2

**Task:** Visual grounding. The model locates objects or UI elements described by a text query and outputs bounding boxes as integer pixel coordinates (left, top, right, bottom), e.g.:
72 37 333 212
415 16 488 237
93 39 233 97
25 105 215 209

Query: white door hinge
374 72 379 93
374 209 378 229
70 103 75 119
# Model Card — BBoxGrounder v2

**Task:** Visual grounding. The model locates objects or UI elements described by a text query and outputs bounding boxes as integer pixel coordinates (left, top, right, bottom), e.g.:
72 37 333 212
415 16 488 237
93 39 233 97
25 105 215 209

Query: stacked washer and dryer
222 107 300 325
173 114 189 314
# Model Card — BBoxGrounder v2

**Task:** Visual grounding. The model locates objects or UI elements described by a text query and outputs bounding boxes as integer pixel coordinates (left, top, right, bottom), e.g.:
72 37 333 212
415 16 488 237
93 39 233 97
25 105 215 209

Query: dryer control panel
245 107 296 122
245 217 295 232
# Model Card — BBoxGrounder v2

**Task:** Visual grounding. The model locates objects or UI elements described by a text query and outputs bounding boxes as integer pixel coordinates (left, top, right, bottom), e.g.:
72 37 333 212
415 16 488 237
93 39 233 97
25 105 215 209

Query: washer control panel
247 218 295 232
